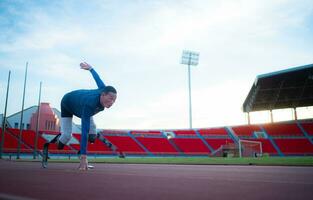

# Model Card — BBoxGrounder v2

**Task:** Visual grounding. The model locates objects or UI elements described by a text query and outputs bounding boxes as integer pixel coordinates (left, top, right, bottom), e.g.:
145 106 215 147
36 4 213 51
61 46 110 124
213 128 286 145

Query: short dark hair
103 86 117 94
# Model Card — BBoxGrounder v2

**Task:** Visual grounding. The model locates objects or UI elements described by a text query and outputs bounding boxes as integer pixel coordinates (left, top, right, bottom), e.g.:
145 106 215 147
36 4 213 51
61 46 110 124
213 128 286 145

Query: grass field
14 156 313 166
89 156 313 166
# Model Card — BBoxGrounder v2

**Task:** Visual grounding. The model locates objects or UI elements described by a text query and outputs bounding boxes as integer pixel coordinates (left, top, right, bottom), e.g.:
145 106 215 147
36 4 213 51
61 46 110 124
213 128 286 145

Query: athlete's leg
88 117 97 143
58 117 73 149
58 96 73 149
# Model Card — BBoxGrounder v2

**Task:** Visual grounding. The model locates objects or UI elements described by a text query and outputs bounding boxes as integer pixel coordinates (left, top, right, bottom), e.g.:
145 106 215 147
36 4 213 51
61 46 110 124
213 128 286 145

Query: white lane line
0 193 38 200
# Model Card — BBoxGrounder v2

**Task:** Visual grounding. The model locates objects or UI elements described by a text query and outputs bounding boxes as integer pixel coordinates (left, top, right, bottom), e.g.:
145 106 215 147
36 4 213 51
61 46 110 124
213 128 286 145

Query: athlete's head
100 86 117 108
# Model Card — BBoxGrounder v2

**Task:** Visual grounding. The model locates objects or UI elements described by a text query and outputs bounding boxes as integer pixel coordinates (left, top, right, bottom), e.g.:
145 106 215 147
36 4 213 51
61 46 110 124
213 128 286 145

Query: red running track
0 160 313 200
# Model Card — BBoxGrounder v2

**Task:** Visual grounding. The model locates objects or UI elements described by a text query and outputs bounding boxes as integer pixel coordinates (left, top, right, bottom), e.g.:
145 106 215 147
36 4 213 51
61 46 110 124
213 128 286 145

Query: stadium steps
5 128 41 155
231 125 262 138
171 137 211 155
259 125 284 156
195 130 214 153
0 128 27 153
297 122 313 145
167 139 185 155
225 127 239 144
135 137 180 155
210 145 223 156
127 131 153 156
103 135 146 155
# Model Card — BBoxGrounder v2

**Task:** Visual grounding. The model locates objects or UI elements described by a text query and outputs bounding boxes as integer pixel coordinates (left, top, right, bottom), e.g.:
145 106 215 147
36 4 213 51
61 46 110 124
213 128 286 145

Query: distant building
29 103 60 131
1 103 81 133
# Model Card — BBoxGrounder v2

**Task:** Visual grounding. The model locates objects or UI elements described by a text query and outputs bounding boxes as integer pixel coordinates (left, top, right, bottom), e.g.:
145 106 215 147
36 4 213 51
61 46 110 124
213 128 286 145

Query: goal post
238 139 262 158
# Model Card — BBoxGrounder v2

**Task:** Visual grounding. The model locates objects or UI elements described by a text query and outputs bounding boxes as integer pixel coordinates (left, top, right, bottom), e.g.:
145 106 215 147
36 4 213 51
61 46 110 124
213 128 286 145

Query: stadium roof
243 63 313 113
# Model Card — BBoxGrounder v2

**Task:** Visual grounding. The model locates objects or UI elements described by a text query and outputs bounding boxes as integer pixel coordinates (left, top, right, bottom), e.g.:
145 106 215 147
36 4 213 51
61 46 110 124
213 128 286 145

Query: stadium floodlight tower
181 50 199 129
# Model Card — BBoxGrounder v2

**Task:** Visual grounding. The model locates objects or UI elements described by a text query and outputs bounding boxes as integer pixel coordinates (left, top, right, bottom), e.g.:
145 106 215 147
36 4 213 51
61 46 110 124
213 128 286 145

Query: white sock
89 117 97 136
59 117 73 144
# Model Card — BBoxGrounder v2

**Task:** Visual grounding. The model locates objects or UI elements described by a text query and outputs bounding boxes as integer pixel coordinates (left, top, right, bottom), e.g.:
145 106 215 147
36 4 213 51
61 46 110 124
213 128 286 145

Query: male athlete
58 62 117 170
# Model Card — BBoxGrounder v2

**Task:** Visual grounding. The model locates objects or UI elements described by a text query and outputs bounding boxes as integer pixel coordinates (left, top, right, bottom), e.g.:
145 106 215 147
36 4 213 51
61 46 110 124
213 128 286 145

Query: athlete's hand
78 155 89 171
80 62 92 70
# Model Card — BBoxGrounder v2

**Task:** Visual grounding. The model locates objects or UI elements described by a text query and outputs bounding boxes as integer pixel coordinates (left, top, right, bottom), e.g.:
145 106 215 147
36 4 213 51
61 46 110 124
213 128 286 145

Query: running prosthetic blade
41 133 61 169
42 143 49 168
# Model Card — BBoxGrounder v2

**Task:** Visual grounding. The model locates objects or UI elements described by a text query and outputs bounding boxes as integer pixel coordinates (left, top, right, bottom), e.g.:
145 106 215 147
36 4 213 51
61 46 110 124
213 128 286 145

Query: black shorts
61 94 73 118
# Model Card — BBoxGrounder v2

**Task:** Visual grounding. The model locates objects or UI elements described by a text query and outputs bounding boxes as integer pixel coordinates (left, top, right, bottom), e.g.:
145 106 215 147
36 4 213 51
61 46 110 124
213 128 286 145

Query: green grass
15 156 313 166
88 156 313 166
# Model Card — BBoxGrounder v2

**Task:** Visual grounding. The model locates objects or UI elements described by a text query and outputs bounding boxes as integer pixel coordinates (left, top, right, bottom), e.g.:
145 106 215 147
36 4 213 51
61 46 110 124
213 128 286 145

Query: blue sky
0 0 313 129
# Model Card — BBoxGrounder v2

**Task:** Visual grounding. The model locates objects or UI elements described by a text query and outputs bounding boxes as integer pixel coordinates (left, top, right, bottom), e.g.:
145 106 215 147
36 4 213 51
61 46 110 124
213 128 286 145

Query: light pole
17 62 28 159
33 81 42 159
0 71 11 159
181 50 199 129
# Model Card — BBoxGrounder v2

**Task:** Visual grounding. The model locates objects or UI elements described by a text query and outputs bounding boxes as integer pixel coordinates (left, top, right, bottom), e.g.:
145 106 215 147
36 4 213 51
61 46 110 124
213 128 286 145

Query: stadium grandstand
1 64 313 158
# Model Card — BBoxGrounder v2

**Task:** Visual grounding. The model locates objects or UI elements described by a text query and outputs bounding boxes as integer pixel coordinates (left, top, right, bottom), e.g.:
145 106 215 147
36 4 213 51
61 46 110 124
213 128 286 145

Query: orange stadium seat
0 129 30 153
2 122 312 156
20 130 46 150
300 122 313 136
198 128 229 137
104 135 146 154
131 130 162 136
274 138 313 155
205 139 234 150
171 138 211 155
231 125 262 137
172 130 197 136
262 123 304 137
136 137 179 154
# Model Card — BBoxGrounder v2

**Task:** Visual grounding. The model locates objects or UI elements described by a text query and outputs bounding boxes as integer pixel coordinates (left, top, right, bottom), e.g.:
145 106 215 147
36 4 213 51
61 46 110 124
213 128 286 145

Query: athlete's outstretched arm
80 62 106 89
